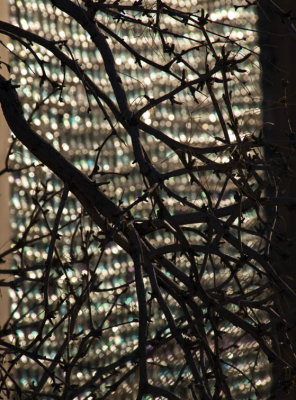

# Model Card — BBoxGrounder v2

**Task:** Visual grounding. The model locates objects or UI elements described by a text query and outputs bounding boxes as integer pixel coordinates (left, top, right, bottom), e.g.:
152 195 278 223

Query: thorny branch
0 1 296 399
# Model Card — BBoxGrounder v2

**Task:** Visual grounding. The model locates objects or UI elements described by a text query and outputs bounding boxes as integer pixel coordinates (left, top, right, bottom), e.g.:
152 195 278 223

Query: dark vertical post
258 1 296 398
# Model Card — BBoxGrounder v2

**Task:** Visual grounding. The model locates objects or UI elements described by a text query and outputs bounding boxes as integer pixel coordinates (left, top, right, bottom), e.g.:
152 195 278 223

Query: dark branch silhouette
0 1 296 399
